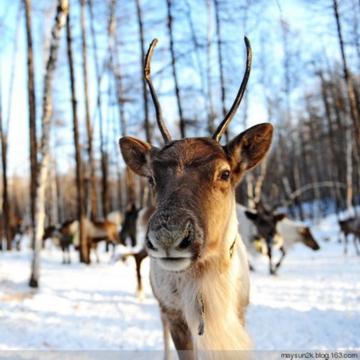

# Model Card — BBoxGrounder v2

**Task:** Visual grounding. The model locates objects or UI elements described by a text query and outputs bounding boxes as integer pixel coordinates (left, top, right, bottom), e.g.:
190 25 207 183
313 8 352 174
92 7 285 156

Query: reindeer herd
42 215 121 263
2 37 359 357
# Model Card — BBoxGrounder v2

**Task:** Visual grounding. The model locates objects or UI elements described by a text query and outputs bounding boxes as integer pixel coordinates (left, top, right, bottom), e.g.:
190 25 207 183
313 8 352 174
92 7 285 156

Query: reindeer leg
111 242 116 260
353 235 360 256
135 250 148 300
338 231 342 244
131 234 136 248
275 246 286 270
61 244 66 264
166 311 194 360
266 238 276 275
344 234 348 255
160 311 171 360
86 240 92 264
135 254 144 300
249 261 255 272
94 245 100 263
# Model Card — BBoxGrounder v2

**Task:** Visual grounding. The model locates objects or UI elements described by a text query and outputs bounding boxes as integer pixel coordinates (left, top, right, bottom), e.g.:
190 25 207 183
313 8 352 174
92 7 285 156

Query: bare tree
29 0 69 288
0 4 22 250
166 0 186 137
213 0 228 141
205 0 216 134
333 0 360 151
24 0 37 239
107 0 135 208
80 0 98 220
135 0 151 143
0 79 11 250
317 70 342 211
66 3 89 264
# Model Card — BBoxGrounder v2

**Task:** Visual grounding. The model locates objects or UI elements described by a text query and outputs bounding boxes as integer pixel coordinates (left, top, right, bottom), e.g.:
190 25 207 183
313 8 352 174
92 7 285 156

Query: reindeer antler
212 36 252 142
144 39 172 144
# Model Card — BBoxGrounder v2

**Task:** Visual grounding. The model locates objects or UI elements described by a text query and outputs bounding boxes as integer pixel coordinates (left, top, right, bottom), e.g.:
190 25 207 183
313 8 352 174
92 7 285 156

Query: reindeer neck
185 201 251 351
150 199 251 351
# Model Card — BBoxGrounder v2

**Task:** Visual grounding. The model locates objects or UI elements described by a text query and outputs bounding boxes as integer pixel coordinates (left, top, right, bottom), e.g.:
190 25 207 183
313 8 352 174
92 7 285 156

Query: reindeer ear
244 211 258 222
119 137 154 177
225 123 273 181
274 213 286 223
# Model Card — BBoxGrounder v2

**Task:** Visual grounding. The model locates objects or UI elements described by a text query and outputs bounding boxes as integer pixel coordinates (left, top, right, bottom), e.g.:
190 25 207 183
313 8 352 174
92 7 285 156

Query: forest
0 0 359 354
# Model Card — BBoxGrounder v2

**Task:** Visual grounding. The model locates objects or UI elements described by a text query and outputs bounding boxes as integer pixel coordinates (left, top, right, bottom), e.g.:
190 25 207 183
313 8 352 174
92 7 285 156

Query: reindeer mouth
156 256 192 272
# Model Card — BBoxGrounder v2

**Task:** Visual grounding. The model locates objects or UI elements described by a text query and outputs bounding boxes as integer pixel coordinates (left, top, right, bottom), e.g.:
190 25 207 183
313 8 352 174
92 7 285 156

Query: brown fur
88 219 119 244
299 227 320 250
47 218 120 264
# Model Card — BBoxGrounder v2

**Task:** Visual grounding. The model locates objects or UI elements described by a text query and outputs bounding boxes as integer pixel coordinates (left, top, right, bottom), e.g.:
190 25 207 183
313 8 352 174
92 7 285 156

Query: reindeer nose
177 226 193 249
146 214 195 254
146 236 157 251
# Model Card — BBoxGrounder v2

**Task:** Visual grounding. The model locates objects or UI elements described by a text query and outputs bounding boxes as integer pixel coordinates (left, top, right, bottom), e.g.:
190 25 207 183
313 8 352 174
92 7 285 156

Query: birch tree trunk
66 3 89 264
346 127 354 213
318 70 341 212
29 0 69 288
108 0 134 208
89 0 108 219
333 0 360 152
47 156 59 226
24 0 37 239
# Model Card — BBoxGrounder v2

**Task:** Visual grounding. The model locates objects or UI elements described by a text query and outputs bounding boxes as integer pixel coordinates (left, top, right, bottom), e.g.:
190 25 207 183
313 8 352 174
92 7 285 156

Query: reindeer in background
238 200 286 275
119 204 141 247
339 217 360 255
120 37 273 356
43 217 120 264
237 203 320 274
118 205 155 299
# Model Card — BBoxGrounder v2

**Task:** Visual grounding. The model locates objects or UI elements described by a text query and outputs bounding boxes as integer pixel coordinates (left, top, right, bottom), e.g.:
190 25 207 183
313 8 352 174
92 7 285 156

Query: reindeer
339 217 360 255
58 219 76 264
0 215 26 251
119 37 273 356
118 205 155 299
43 225 60 248
42 220 78 263
106 210 123 229
273 218 319 268
120 204 142 247
10 216 25 251
237 204 320 273
43 218 120 263
238 201 286 275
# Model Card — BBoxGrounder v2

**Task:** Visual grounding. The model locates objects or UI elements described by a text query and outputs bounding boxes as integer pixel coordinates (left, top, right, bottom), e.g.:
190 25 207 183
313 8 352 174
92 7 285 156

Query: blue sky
0 0 355 176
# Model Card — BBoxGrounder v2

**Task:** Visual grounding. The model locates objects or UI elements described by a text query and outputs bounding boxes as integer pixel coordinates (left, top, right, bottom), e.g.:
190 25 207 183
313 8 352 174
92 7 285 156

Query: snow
0 215 359 351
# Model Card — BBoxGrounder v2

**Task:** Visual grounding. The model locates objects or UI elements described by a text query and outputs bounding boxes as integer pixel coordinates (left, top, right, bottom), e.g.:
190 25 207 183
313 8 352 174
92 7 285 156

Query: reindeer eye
220 170 231 181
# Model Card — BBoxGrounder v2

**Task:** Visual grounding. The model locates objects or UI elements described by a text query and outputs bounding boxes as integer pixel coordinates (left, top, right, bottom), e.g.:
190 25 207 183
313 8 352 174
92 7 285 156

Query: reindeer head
120 38 273 272
120 203 141 246
298 227 320 250
244 202 286 242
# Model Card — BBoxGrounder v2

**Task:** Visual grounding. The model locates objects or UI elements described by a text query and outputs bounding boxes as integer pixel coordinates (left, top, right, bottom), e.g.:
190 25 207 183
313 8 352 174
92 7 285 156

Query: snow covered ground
0 215 359 352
